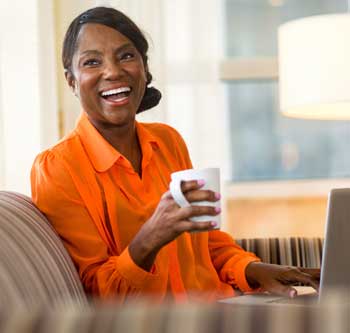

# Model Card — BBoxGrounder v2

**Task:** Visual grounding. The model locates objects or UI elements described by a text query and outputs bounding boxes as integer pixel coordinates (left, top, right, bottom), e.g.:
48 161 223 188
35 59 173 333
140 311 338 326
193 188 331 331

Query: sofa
0 190 347 333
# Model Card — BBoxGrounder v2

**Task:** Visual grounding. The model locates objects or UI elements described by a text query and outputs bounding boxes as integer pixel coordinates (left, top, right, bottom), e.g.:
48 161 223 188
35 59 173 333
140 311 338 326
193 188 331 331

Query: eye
120 52 135 61
83 59 100 67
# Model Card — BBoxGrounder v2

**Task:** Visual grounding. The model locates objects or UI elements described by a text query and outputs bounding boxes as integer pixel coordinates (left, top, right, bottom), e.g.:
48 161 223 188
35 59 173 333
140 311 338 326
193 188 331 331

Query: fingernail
211 221 217 227
197 179 206 186
215 192 221 200
289 290 297 298
215 207 221 213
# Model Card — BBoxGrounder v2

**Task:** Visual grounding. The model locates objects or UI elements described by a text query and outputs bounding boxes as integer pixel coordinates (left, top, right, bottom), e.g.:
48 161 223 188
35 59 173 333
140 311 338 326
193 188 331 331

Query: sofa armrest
0 191 87 309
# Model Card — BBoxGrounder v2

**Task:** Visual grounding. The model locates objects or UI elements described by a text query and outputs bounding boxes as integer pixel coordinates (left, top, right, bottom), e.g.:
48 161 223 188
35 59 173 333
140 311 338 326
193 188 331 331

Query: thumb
267 283 297 298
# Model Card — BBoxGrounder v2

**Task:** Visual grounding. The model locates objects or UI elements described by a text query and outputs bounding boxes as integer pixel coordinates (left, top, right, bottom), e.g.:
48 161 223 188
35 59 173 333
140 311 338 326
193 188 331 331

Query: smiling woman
62 8 161 116
30 6 320 303
65 24 148 160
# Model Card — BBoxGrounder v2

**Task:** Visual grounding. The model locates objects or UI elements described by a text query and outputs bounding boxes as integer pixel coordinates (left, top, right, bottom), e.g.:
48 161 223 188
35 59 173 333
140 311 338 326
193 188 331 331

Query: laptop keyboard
268 293 318 305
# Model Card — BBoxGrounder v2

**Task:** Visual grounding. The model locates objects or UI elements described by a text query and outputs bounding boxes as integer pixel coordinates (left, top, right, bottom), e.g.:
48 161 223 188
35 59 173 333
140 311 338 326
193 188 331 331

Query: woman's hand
129 179 221 271
245 262 321 298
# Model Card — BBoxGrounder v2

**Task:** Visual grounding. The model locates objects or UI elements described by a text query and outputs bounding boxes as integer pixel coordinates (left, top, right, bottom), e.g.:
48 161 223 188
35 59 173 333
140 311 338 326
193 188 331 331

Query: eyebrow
79 43 135 57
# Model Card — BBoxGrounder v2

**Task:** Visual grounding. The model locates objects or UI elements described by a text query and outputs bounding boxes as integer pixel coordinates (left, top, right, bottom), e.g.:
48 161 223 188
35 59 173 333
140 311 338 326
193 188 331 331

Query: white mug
169 168 221 230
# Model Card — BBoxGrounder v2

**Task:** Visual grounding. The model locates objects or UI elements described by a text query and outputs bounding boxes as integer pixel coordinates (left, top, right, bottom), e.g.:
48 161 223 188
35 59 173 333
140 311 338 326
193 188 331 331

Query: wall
223 178 350 238
226 196 327 239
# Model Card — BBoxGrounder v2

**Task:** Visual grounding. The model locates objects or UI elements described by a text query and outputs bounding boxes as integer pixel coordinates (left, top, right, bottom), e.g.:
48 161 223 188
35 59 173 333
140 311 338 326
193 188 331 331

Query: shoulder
32 131 82 176
141 122 187 146
31 130 90 204
31 133 87 213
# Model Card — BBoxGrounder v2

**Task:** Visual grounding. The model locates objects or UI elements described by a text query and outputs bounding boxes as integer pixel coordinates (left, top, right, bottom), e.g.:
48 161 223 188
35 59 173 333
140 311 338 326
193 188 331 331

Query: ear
65 70 78 96
144 66 151 85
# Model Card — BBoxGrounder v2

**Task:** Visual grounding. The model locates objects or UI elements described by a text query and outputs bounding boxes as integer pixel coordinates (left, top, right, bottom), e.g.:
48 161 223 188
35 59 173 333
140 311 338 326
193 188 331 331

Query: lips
101 86 131 97
100 86 132 104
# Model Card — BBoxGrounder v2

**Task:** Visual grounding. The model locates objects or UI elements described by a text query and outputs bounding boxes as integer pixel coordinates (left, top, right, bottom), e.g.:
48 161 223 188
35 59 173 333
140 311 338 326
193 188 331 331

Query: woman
31 7 319 303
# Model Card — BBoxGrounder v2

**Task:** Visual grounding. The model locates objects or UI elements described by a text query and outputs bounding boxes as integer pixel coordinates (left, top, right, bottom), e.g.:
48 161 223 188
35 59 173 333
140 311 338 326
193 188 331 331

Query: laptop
219 188 350 306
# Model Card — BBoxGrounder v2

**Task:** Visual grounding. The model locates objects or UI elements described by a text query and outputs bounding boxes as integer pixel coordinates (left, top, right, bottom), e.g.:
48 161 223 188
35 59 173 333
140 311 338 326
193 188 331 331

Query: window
222 0 350 182
59 0 350 193
0 61 4 188
0 0 58 194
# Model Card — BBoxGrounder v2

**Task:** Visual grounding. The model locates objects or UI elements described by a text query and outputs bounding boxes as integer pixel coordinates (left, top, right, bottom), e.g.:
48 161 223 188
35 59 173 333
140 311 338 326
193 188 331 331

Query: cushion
0 191 87 309
236 237 323 268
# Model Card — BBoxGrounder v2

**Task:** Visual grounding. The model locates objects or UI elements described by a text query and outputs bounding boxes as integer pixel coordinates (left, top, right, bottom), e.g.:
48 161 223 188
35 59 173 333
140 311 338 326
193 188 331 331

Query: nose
103 59 124 80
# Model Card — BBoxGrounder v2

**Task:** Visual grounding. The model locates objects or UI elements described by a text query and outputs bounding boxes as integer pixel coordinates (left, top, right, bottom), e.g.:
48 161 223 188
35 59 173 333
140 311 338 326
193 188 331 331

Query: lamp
278 13 350 119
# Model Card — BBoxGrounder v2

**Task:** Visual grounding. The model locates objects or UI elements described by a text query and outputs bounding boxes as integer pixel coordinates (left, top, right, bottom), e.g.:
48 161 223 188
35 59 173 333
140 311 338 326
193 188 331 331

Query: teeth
101 87 131 97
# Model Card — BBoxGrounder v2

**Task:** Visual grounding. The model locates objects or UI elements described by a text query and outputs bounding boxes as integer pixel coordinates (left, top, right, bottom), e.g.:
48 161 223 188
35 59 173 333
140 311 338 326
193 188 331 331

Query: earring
73 84 78 97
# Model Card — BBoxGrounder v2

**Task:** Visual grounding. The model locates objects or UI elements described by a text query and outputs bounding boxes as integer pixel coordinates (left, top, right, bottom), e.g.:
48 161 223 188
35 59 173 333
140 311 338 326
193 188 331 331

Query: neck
93 120 142 175
100 122 137 155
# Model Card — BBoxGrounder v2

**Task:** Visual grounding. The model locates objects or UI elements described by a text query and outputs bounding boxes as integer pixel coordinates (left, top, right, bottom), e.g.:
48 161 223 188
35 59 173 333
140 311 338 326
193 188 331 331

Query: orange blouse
31 112 259 303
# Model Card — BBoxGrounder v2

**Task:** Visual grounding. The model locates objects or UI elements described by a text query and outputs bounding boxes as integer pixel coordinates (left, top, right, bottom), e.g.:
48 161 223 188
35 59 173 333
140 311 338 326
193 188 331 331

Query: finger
185 189 220 203
299 268 321 280
180 180 206 193
162 190 174 200
177 205 221 220
295 272 319 291
265 282 298 298
176 220 217 233
282 270 320 291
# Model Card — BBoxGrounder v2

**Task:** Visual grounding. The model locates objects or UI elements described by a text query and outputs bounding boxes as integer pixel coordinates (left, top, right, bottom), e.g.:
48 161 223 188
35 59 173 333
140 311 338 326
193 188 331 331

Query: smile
100 86 132 103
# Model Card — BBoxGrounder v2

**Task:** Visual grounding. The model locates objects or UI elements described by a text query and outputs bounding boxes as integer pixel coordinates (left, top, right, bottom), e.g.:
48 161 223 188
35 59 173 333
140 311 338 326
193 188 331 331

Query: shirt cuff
116 246 160 290
235 256 261 292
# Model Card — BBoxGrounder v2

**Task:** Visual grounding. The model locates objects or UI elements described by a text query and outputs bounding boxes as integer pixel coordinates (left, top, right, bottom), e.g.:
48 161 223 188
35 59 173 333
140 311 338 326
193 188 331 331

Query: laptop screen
319 188 350 303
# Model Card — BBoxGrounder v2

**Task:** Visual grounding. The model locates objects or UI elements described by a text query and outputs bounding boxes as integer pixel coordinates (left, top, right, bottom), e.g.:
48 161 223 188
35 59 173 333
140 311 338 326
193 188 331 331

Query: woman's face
67 23 147 130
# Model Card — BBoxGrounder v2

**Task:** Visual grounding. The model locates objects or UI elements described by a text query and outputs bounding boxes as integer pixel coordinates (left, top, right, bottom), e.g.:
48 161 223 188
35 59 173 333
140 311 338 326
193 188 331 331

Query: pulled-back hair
62 7 161 113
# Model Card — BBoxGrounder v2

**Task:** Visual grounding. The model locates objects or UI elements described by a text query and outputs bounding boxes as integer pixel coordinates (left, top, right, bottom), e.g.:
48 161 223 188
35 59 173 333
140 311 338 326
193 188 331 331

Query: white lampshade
278 14 350 119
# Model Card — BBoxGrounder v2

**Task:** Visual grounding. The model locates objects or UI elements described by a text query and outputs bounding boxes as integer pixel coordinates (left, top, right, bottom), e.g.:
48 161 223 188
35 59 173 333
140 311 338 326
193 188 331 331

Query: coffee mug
169 168 221 229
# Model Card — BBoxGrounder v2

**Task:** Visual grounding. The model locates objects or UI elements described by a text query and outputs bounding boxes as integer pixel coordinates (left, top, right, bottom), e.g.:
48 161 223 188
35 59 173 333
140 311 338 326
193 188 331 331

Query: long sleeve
208 230 260 292
31 151 162 302
31 116 261 302
168 126 261 292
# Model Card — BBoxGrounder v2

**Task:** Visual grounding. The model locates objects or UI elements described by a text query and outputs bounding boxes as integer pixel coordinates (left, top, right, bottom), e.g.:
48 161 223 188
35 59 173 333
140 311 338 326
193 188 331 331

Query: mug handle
169 179 191 208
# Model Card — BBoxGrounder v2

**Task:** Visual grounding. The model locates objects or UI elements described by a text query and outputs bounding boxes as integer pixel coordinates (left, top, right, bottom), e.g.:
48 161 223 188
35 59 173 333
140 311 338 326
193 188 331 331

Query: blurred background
1 0 350 239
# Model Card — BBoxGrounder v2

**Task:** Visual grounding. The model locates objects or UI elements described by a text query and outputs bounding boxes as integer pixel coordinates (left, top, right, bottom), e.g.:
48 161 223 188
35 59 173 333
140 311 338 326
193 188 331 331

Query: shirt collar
75 112 159 173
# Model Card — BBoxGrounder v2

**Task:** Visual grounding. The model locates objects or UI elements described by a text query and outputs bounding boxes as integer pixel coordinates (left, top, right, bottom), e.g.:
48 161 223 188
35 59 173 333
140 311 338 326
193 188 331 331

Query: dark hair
62 7 161 113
